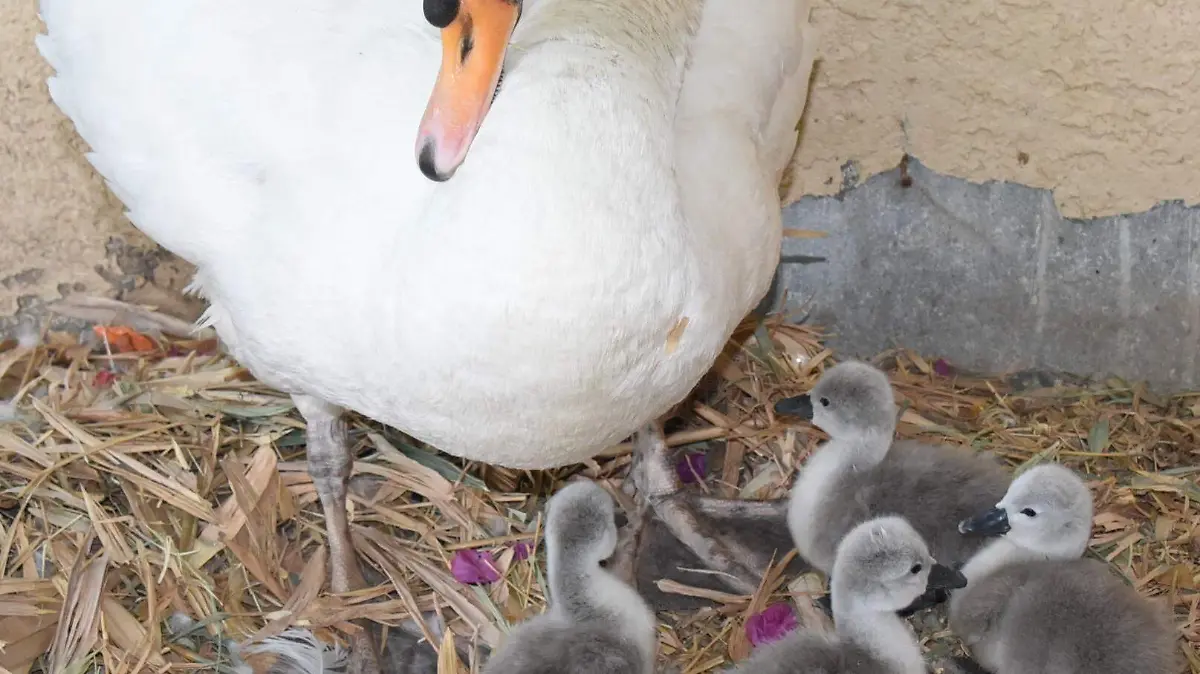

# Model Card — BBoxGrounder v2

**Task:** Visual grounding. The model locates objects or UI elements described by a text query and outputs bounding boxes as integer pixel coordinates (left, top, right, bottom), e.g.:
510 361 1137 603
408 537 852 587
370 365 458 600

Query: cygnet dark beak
774 393 814 420
926 563 968 591
613 509 629 529
958 506 1010 536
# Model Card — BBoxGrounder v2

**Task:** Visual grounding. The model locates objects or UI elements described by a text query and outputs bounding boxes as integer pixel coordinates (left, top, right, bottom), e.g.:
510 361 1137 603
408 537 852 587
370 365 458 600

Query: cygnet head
958 464 1093 559
775 361 896 439
832 516 967 614
544 481 619 567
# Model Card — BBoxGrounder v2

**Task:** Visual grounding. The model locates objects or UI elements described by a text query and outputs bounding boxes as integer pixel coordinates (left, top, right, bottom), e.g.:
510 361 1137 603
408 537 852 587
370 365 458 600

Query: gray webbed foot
623 423 806 611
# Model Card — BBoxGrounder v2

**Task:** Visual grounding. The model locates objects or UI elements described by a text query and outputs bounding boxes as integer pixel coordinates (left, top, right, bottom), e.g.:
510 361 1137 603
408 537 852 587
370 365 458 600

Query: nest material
0 306 1196 673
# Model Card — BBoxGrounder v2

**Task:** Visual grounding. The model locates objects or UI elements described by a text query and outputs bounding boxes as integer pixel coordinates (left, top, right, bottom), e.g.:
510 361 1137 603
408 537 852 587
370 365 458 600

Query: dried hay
0 304 1195 673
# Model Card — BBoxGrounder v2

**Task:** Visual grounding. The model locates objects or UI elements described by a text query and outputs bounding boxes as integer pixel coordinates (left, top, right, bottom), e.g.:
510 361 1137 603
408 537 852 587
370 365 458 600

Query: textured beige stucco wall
2 0 1198 320
787 0 1200 218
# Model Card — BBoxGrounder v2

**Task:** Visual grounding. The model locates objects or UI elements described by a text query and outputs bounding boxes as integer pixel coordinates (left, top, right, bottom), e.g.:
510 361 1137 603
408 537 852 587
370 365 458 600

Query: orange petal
92 326 157 353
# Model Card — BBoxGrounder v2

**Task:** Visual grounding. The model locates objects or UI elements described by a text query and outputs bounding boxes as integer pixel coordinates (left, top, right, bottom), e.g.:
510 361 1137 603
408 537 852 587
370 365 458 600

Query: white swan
37 0 817 669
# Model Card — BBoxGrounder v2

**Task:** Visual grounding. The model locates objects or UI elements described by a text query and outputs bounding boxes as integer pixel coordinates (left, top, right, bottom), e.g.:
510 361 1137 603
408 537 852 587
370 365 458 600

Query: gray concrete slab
777 156 1200 392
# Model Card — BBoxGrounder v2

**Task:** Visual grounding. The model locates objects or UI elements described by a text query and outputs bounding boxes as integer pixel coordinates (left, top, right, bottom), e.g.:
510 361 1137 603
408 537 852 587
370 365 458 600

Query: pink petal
451 549 500 585
932 358 955 378
93 370 116 388
513 542 533 561
746 603 798 647
675 452 707 485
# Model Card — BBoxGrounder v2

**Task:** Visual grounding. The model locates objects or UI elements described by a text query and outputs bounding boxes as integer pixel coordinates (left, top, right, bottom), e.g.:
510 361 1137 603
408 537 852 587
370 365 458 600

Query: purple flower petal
451 549 500 585
932 358 955 378
513 541 533 561
675 452 707 485
746 603 798 647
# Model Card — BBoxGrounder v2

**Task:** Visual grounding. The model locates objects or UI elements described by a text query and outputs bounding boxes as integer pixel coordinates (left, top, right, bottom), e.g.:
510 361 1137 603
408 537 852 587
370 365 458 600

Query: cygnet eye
819 397 830 407
1020 508 1037 518
909 563 922 575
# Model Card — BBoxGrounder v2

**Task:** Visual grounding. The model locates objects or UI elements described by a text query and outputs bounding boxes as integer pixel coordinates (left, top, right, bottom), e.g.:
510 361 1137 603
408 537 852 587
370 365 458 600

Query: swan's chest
201 228 728 468
194 66 749 467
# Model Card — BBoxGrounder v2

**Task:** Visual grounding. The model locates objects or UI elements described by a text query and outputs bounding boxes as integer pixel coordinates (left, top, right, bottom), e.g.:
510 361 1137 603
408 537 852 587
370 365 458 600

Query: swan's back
37 0 697 283
482 615 648 674
37 0 700 263
977 559 1178 674
37 0 443 266
727 631 893 674
805 441 1010 572
673 0 817 315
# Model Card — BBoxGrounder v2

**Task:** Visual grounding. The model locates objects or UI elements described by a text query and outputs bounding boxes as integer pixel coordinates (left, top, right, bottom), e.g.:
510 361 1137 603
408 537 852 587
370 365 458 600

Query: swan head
416 0 523 182
958 463 1093 560
544 480 620 568
776 361 897 441
832 516 967 615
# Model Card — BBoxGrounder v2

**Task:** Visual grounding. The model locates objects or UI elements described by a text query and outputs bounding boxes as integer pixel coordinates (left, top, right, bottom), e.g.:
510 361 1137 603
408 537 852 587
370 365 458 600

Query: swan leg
689 497 788 520
294 395 381 674
629 423 769 595
608 498 648 586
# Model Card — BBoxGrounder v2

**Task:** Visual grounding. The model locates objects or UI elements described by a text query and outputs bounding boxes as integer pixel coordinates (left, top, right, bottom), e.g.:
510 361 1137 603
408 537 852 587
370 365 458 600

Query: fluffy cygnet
950 464 1179 674
780 361 1009 610
481 480 658 674
729 516 966 674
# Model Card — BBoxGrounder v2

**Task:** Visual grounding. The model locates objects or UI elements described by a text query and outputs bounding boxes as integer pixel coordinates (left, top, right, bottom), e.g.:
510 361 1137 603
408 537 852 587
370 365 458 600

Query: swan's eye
909 563 922 575
1021 508 1037 518
819 397 830 407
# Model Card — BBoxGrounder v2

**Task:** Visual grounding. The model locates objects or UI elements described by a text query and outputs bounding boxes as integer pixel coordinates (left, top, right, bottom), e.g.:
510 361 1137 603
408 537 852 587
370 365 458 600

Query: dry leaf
48 535 109 674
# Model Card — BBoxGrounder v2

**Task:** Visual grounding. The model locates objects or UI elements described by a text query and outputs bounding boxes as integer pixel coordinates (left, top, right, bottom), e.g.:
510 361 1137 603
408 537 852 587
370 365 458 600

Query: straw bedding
0 303 1195 673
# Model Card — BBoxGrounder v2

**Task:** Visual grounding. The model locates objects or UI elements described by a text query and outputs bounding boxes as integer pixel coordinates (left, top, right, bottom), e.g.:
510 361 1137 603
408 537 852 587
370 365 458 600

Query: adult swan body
37 0 816 669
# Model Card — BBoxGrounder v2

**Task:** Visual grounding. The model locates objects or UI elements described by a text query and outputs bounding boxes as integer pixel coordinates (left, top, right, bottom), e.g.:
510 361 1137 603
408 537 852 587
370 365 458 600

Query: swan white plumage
37 0 816 669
